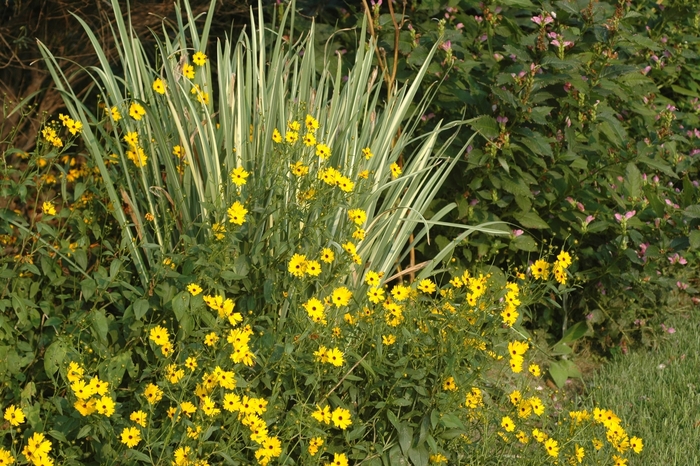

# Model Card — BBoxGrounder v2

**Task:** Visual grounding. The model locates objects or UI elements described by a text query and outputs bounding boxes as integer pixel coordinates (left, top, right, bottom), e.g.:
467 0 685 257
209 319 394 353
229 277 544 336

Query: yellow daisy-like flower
362 147 373 159
382 334 396 345
152 78 166 95
417 279 436 293
442 377 458 392
129 102 146 120
331 407 352 430
326 347 344 367
193 51 207 66
272 128 282 143
143 383 163 404
288 253 307 277
42 201 56 216
501 416 515 432
544 438 559 457
390 162 402 178
530 259 550 280
315 143 331 159
4 405 25 426
285 131 299 144
331 287 352 307
305 114 319 132
108 106 121 121
308 437 324 456
120 426 141 448
303 132 316 147
320 247 335 263
312 405 331 424
130 410 148 427
227 201 248 225
187 283 203 296
96 396 115 417
74 398 96 416
230 166 250 186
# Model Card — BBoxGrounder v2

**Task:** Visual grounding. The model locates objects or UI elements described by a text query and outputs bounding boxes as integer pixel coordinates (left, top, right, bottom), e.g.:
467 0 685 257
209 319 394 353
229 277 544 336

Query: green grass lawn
582 312 700 464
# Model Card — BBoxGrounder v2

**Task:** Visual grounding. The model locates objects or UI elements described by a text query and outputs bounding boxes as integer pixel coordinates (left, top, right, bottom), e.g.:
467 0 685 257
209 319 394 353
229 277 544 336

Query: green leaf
91 310 109 344
467 115 499 139
683 205 700 219
513 235 537 251
689 230 700 250
513 211 550 229
172 291 190 321
560 321 588 343
398 424 413 455
128 449 153 463
44 339 67 377
638 155 677 178
530 106 553 125
134 299 149 321
550 342 572 355
549 361 568 388
624 163 642 199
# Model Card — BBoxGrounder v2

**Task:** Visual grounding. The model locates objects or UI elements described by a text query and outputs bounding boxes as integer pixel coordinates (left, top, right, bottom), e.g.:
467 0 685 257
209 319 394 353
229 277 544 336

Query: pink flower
584 215 595 225
440 40 452 52
512 229 524 237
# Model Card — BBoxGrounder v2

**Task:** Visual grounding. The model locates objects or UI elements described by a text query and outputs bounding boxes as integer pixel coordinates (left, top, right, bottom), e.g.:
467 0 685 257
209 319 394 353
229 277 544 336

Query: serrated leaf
467 115 500 139
689 230 700 250
638 155 677 178
513 211 550 229
683 205 700 219
530 106 553 125
624 163 642 199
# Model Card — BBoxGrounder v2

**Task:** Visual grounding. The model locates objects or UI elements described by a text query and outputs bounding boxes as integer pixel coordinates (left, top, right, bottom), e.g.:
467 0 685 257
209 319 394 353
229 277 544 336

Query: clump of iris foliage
0 0 646 465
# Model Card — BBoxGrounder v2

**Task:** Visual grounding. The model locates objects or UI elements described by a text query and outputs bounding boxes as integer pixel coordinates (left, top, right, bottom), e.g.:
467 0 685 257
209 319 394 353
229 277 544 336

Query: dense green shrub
0 1 649 465
298 0 700 350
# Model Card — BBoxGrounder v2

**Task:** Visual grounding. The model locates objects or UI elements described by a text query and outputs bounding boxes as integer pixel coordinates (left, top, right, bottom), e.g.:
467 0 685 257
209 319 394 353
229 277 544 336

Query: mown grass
582 311 700 464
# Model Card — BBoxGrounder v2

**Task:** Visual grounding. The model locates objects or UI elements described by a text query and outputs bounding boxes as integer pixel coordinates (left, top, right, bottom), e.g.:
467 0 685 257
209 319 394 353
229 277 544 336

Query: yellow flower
288 253 308 277
331 407 352 429
96 396 115 417
315 143 331 159
126 147 148 168
305 114 319 132
88 377 109 396
312 405 331 424
326 347 344 367
442 377 458 392
382 334 396 346
230 166 250 186
152 78 166 95
74 399 94 417
290 161 309 176
347 208 367 225
66 362 84 383
331 287 352 307
528 363 541 377
501 416 515 432
42 201 56 216
531 259 550 280
391 285 410 302
320 248 335 263
337 176 355 192
149 325 170 346
187 283 203 296
143 383 163 404
544 438 559 457
308 437 324 456
306 260 322 277
129 102 146 121
182 62 195 79
367 287 385 304
326 452 349 466
130 410 148 427
285 131 299 144
120 426 141 448
417 279 436 293
362 147 373 159
66 119 83 135
193 51 208 66
4 405 25 426
0 447 15 465
303 132 317 147
630 436 643 454
390 162 402 178
204 332 219 346
123 131 139 147
272 128 282 143
71 379 95 399
108 106 121 121
227 201 248 225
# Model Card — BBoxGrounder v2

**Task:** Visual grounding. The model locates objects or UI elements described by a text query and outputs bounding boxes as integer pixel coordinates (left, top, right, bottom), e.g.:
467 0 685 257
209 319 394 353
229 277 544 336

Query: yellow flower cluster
123 131 147 168
531 249 572 284
149 325 174 356
66 362 115 419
